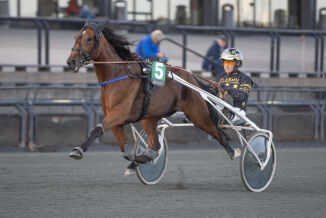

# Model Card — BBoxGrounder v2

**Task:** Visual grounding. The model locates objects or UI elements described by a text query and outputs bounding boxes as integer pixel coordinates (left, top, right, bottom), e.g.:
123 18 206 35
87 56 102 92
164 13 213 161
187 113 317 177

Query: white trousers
230 107 246 124
215 104 246 124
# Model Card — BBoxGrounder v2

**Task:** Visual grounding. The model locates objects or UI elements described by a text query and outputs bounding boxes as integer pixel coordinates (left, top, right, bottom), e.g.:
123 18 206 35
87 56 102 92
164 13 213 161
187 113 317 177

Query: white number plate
151 61 166 87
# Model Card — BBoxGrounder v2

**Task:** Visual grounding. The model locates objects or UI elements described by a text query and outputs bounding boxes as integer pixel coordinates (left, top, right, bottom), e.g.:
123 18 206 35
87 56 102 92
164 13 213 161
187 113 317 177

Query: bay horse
66 20 240 173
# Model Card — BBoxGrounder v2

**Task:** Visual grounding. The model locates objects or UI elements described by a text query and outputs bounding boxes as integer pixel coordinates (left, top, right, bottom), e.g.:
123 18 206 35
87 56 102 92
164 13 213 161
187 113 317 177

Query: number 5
155 62 164 79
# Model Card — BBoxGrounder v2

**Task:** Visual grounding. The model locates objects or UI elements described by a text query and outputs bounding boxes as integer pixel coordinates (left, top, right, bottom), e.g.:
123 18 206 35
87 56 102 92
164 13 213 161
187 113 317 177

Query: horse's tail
167 67 229 142
193 76 230 141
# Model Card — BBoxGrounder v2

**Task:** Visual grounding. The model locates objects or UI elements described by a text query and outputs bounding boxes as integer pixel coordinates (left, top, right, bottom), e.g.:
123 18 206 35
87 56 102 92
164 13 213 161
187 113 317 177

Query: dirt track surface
1 145 326 218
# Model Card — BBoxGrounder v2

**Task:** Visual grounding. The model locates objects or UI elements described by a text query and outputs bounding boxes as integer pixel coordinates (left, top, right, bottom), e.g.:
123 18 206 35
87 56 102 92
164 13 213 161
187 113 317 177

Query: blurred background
0 0 325 150
1 2 326 217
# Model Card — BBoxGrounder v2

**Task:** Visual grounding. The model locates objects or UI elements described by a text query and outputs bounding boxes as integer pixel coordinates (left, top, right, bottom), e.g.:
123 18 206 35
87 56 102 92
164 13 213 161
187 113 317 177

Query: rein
92 61 220 91
92 61 146 64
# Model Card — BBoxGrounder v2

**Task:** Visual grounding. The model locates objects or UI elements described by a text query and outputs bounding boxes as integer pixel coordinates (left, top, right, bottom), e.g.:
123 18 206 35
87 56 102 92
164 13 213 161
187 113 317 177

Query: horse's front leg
133 118 161 164
69 123 105 159
69 107 130 160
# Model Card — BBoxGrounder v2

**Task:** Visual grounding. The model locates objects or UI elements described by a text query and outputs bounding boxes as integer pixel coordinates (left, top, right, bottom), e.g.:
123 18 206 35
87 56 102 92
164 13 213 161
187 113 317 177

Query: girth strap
134 61 153 123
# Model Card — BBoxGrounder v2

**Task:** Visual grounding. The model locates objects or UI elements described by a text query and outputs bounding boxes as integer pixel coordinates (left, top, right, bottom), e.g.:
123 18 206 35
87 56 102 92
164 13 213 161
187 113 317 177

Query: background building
4 0 326 29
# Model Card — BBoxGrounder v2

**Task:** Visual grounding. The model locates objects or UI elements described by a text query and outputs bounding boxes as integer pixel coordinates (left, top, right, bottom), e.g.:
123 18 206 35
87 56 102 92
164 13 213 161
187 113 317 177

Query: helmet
220 48 243 68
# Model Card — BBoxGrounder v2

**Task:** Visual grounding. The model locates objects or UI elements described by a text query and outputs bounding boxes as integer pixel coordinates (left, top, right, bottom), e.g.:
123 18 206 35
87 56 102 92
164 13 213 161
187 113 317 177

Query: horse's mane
101 27 137 61
84 19 137 61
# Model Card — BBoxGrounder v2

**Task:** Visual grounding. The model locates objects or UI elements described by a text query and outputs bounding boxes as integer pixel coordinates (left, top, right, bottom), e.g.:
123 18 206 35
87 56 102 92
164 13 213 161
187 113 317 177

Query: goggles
223 60 235 66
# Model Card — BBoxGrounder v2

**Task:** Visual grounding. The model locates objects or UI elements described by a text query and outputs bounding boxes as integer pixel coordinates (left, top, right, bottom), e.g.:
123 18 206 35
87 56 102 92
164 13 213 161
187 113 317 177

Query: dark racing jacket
216 71 253 111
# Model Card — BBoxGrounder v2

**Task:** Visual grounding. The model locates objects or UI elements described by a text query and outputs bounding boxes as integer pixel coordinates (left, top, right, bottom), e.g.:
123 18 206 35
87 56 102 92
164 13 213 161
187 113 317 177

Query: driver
214 48 253 125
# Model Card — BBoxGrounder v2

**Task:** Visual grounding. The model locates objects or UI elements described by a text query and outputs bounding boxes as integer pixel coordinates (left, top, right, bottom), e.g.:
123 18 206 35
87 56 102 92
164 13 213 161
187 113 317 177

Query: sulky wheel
135 129 168 185
240 133 276 192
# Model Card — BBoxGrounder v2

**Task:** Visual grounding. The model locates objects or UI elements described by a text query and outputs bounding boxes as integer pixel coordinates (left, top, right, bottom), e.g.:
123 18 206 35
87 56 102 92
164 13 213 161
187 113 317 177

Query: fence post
269 32 275 72
34 20 42 65
313 33 319 74
275 32 281 72
42 19 50 65
228 30 235 47
181 30 187 69
318 33 324 73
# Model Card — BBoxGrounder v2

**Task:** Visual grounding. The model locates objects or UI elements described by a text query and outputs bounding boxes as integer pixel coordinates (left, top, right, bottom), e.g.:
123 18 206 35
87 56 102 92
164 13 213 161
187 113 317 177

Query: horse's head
67 21 103 72
67 20 136 73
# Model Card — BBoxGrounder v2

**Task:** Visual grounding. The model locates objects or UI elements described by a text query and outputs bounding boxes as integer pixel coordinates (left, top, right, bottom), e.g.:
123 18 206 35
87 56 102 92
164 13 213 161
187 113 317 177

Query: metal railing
0 84 325 148
162 37 221 70
0 16 152 66
0 85 99 147
1 16 326 76
176 25 326 75
249 86 326 139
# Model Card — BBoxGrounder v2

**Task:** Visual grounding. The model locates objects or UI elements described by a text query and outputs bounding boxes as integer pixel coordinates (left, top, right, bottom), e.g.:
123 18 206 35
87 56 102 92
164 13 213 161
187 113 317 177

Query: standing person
214 48 253 125
66 0 79 16
202 35 227 79
79 5 95 19
135 29 165 60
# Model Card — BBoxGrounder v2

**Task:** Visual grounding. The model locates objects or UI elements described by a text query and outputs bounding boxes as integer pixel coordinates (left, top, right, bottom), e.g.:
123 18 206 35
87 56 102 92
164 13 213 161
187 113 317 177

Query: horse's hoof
124 168 136 176
69 147 83 160
124 161 137 176
231 148 241 160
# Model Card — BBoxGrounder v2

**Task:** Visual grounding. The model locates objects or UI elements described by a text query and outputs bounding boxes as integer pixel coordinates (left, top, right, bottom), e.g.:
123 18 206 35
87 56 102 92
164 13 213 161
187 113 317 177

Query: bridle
71 25 101 65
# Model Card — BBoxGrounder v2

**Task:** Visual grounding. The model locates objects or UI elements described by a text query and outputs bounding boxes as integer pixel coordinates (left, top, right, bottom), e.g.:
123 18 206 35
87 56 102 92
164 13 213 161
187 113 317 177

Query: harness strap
98 75 129 86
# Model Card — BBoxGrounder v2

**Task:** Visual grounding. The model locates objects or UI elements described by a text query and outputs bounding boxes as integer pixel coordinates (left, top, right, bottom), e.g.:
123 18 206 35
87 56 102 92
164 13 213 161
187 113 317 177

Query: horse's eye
87 37 93 42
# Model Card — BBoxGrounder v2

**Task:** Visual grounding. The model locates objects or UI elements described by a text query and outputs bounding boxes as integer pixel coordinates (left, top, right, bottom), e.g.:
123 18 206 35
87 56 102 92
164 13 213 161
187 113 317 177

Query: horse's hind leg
112 126 138 176
111 125 135 161
182 103 241 160
133 118 161 164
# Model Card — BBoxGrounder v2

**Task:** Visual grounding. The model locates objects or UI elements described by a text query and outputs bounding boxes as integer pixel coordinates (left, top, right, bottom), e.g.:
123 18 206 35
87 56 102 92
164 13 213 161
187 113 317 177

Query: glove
218 82 225 89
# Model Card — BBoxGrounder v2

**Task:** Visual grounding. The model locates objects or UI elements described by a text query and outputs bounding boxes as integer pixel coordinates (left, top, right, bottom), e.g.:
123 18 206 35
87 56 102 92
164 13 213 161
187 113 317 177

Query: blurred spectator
202 35 227 79
136 29 165 60
66 0 79 16
79 5 95 19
